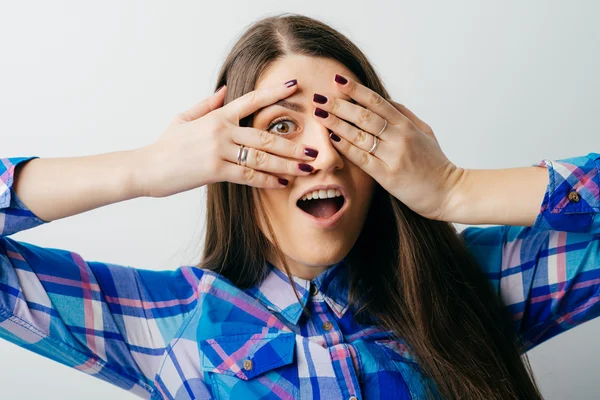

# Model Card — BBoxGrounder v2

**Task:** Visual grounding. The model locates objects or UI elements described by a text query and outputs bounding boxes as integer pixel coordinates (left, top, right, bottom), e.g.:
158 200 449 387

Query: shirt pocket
199 331 299 399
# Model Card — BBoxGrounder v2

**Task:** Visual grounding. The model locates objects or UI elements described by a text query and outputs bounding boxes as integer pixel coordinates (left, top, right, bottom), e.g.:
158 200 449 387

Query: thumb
177 85 227 123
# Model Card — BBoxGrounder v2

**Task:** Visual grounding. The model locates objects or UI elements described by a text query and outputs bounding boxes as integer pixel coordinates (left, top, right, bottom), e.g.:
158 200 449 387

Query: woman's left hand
312 74 465 221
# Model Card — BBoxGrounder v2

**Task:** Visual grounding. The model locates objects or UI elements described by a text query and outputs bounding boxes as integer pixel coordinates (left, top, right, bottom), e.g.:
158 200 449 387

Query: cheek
256 188 292 216
351 168 376 206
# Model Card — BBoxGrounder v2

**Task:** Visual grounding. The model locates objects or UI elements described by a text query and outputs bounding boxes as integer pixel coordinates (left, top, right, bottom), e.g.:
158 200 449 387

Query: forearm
12 150 141 222
442 166 548 226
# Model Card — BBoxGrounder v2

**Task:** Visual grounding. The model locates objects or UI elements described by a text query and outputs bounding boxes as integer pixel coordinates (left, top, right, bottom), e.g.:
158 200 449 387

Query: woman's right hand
133 80 318 198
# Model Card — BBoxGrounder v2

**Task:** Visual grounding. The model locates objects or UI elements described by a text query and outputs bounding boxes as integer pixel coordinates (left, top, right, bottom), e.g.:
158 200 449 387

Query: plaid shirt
0 153 598 400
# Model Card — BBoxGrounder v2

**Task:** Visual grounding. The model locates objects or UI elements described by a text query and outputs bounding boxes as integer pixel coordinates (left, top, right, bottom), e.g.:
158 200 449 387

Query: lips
295 186 347 220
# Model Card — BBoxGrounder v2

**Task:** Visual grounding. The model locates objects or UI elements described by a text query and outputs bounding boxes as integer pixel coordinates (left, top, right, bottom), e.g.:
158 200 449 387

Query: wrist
439 167 472 224
127 146 152 199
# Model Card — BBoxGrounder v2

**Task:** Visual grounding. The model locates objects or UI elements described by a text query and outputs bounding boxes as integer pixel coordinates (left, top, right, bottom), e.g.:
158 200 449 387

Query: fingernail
314 108 329 118
278 178 289 186
330 132 341 142
285 79 297 87
313 93 328 104
334 74 348 85
215 85 225 93
304 147 319 158
298 163 314 173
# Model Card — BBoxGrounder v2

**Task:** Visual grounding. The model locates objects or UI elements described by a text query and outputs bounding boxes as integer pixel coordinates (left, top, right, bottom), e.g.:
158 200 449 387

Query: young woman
1 14 598 400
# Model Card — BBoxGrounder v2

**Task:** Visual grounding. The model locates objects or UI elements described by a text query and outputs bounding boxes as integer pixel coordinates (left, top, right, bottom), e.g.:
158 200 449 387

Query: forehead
255 54 359 92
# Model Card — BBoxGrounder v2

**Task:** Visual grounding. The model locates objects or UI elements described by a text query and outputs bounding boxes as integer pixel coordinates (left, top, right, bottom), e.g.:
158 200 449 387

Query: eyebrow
267 100 305 113
257 97 357 116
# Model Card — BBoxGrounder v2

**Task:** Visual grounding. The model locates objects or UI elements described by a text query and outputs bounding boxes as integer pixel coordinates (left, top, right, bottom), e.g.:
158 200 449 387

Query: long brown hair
199 14 542 399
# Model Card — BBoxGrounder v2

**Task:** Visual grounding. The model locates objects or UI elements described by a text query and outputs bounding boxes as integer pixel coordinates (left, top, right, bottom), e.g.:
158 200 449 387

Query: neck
267 255 332 281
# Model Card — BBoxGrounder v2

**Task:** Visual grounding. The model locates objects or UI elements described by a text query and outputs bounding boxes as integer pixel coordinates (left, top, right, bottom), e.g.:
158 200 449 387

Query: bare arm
443 166 549 226
12 151 141 222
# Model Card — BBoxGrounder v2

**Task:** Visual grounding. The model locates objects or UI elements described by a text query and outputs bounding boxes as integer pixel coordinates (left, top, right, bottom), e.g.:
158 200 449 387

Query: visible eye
267 117 300 136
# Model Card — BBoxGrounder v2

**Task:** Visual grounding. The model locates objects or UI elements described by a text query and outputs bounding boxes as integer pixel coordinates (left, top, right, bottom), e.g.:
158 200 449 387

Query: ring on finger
374 119 388 138
368 135 380 155
240 146 249 166
237 145 249 167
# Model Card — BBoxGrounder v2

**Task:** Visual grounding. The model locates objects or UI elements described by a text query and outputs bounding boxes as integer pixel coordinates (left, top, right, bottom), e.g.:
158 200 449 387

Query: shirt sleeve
460 152 600 353
0 157 202 397
532 152 600 234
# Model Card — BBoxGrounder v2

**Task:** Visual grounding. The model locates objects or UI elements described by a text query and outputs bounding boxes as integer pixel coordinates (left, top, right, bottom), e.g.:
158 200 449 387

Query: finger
178 86 227 122
221 162 291 189
313 94 391 141
230 127 318 162
313 107 393 160
223 143 313 177
333 74 407 126
390 101 438 142
328 130 387 180
224 79 299 122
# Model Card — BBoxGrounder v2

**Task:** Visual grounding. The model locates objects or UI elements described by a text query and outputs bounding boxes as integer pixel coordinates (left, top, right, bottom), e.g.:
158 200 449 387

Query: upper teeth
300 189 342 201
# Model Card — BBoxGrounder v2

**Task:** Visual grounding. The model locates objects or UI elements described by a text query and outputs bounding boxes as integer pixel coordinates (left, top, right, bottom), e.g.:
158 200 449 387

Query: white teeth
300 188 344 201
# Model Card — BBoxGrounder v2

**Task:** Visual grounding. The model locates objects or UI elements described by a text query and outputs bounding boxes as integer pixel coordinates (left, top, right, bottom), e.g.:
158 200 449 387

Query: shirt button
349 396 358 400
568 191 581 202
322 321 333 331
310 283 319 296
243 359 253 371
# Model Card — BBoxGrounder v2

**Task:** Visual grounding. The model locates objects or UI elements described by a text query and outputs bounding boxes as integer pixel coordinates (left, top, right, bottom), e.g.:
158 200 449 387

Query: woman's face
252 54 376 279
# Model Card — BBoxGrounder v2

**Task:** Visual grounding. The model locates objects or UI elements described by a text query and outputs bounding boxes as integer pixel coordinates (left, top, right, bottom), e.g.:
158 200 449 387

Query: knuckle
330 98 340 112
286 159 297 173
359 108 373 124
360 151 371 167
355 129 368 144
242 166 256 182
212 119 227 134
259 129 274 146
329 116 339 128
398 117 412 131
291 142 302 156
370 91 384 106
246 91 258 107
254 150 268 166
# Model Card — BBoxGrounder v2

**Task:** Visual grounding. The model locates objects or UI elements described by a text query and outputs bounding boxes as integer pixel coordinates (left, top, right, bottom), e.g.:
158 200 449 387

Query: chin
287 242 350 268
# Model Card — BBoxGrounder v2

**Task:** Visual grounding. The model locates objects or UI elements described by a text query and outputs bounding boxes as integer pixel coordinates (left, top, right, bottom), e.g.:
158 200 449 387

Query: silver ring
237 145 245 165
368 136 380 155
374 119 387 137
240 146 249 166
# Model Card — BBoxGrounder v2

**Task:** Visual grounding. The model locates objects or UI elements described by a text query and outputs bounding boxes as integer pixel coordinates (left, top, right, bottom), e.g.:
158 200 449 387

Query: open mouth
296 189 345 219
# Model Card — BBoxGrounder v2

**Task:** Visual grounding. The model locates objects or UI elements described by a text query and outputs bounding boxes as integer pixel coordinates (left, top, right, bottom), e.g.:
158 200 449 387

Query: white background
1 0 599 398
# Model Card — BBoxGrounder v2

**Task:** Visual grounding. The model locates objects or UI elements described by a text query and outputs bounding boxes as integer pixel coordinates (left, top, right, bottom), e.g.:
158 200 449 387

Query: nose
305 120 344 174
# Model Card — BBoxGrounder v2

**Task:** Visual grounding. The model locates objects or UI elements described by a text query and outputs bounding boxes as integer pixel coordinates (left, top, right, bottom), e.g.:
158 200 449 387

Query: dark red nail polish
313 93 328 104
330 132 341 142
314 108 329 118
298 163 314 173
278 178 289 186
285 79 297 87
304 148 319 158
334 74 348 85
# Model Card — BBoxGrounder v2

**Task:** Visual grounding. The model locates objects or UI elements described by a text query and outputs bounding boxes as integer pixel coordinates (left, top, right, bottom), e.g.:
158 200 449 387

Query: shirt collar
246 259 352 325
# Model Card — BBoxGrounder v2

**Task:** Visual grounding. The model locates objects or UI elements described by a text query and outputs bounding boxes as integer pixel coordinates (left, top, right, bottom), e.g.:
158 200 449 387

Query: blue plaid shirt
1 153 599 399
